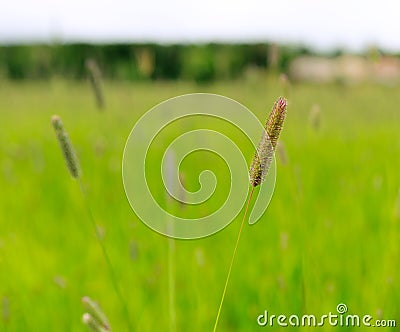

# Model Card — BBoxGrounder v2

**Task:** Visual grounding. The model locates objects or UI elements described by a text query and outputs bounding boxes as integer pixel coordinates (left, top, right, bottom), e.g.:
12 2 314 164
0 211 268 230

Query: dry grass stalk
279 73 291 97
51 115 81 178
309 103 321 131
276 141 289 165
136 48 155 78
86 59 105 110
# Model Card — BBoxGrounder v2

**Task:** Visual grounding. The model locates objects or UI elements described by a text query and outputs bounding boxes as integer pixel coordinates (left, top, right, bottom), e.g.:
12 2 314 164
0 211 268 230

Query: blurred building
289 55 400 85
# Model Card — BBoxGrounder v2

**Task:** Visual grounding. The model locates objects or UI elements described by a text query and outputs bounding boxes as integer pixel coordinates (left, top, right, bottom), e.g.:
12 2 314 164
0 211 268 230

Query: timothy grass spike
213 97 288 332
51 115 81 178
250 97 287 187
51 115 133 332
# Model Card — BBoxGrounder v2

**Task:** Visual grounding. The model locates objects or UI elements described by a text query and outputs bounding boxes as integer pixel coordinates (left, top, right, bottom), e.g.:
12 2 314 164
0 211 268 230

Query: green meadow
0 76 399 331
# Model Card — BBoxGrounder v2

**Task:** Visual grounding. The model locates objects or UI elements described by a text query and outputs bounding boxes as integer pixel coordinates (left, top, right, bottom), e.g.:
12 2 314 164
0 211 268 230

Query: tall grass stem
78 179 134 332
168 236 176 332
212 187 254 332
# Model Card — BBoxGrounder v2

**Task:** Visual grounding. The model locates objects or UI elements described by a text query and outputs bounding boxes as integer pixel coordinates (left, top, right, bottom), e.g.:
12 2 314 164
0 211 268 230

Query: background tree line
0 43 314 82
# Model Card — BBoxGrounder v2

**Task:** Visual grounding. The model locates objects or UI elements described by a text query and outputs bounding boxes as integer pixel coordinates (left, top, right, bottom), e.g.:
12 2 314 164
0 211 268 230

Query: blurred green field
0 76 399 331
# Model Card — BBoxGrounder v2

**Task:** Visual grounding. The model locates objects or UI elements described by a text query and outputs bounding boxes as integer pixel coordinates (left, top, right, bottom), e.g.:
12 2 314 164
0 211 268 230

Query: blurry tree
0 43 323 81
182 45 215 83
152 45 183 80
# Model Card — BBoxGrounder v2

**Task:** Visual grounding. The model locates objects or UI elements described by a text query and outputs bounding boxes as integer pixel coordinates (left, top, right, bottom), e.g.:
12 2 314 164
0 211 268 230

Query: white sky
1 0 400 51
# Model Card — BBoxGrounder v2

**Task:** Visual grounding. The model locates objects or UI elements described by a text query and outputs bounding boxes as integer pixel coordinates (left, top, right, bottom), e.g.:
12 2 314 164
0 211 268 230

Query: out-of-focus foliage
0 43 324 81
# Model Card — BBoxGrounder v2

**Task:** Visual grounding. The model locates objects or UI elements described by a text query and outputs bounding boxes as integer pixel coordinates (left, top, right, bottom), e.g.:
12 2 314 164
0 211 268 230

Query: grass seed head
82 313 109 332
266 97 287 149
82 296 110 331
279 73 291 97
276 141 288 165
309 103 321 131
51 115 81 179
250 97 288 187
86 59 105 110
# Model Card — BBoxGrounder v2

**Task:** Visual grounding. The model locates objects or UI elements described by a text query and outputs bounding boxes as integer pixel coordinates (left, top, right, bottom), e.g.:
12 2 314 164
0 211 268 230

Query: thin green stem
213 186 255 332
168 236 176 332
78 179 134 332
